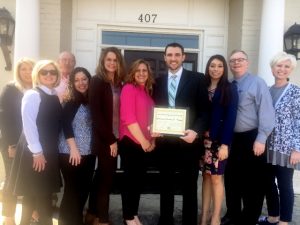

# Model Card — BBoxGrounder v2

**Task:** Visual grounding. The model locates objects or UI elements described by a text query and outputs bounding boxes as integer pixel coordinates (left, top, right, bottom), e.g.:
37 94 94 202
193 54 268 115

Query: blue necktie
168 75 177 107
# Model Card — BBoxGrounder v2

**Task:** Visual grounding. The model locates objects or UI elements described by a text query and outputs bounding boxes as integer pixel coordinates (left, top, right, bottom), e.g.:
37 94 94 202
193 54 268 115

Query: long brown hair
64 67 92 104
205 54 231 106
95 47 126 87
125 59 155 95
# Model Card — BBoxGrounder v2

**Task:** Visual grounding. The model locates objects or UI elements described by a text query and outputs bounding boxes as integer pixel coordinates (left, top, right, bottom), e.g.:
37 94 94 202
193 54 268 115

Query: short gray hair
270 51 297 69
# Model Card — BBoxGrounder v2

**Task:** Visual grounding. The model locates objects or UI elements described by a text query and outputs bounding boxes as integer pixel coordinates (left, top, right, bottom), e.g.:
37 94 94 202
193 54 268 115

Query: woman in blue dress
200 55 238 225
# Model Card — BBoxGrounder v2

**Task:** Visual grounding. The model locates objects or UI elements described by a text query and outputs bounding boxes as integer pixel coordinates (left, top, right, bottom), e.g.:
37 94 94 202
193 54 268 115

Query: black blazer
0 83 23 150
153 69 209 135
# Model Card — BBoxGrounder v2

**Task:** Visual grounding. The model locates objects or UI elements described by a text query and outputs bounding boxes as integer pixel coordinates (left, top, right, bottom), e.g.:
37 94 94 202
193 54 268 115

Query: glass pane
102 31 199 48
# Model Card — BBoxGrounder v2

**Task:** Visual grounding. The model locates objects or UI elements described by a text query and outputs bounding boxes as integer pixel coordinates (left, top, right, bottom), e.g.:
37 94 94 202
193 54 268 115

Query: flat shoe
257 216 278 225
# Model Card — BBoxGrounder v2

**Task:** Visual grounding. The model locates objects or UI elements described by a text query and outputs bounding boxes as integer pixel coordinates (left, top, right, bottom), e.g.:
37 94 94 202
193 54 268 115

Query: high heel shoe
123 219 137 225
134 216 143 225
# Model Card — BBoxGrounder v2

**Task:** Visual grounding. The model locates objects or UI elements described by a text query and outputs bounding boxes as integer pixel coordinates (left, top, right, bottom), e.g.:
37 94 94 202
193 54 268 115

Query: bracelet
32 152 43 157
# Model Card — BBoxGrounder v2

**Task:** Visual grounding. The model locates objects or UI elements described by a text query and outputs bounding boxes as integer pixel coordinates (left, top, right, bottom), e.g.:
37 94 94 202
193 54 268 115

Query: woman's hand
33 153 47 172
144 138 156 153
149 125 163 138
141 139 152 152
218 144 229 161
110 142 118 157
290 150 300 165
8 145 17 158
69 146 81 166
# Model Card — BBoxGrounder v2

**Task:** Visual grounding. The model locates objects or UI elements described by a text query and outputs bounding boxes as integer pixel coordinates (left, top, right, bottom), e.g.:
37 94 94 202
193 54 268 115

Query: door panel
124 50 198 78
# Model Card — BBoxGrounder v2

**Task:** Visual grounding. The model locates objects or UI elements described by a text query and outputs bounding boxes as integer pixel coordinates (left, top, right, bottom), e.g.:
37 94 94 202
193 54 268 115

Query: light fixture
284 23 300 60
0 7 15 71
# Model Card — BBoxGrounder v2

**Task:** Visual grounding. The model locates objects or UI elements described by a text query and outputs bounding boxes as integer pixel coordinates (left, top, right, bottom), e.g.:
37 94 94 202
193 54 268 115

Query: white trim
96 24 204 71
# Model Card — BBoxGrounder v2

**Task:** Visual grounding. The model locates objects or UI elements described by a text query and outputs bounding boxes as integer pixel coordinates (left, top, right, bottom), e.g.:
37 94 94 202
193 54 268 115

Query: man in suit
153 42 209 225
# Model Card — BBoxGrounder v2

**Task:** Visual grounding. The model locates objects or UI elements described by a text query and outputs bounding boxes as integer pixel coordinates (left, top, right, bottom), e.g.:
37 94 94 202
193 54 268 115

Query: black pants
88 144 117 223
59 153 96 225
20 194 52 225
119 136 147 220
224 129 266 225
156 137 200 225
264 163 294 222
0 148 17 217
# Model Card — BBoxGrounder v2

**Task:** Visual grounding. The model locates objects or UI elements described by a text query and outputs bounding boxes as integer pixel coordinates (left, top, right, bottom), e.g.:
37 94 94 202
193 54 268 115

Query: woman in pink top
119 59 155 225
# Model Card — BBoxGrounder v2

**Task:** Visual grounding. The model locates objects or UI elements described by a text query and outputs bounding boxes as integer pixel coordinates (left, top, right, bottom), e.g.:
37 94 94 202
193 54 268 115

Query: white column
258 0 285 86
14 0 40 63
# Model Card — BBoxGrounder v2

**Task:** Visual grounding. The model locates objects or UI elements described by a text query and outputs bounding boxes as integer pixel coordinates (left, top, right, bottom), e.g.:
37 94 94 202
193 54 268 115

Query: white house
0 0 300 89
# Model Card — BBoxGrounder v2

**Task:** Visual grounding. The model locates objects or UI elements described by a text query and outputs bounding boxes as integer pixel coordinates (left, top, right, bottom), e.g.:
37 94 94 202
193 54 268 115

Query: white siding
241 0 262 74
73 0 229 74
40 0 61 60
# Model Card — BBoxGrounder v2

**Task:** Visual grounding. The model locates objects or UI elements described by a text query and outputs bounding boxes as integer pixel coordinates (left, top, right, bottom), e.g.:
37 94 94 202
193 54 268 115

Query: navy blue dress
201 83 238 175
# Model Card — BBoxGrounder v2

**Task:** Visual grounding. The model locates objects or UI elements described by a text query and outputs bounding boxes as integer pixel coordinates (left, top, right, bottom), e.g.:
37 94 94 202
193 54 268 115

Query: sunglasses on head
40 69 58 76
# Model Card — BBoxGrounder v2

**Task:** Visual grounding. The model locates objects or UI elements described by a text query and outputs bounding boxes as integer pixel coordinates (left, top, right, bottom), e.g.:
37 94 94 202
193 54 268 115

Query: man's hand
253 141 265 156
180 129 197 143
8 145 17 158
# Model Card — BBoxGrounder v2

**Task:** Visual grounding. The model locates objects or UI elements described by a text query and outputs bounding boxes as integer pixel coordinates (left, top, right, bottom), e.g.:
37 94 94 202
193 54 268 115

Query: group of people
0 42 299 225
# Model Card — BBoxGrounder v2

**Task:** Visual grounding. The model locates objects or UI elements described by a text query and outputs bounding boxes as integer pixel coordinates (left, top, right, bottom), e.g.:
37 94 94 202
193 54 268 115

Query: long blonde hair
14 58 35 91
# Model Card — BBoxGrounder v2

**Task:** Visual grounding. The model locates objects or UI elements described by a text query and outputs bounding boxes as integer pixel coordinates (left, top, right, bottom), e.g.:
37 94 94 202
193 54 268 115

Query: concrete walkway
1 153 300 225
1 182 300 225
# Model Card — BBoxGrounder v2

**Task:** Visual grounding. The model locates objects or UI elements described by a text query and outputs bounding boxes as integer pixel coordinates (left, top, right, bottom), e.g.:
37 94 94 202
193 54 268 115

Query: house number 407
138 14 157 23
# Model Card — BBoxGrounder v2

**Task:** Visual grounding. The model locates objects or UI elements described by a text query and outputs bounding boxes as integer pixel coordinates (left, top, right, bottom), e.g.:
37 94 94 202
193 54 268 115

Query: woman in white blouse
11 60 62 225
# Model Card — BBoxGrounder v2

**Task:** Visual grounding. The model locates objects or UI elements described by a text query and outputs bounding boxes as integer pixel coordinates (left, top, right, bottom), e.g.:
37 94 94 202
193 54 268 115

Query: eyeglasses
40 69 58 76
229 58 247 64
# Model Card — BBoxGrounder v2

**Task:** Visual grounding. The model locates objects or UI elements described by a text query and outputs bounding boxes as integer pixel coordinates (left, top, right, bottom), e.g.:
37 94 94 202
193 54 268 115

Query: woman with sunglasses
10 60 62 225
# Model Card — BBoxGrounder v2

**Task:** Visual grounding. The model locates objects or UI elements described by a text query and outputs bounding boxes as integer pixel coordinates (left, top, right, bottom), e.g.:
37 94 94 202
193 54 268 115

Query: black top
0 83 23 150
12 87 62 196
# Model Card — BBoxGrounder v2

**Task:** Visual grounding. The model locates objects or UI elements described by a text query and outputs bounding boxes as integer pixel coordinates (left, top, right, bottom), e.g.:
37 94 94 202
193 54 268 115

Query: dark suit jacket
153 69 209 135
89 76 117 155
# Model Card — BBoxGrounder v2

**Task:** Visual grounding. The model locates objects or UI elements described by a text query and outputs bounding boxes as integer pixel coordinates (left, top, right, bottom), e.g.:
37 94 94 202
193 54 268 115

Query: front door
124 50 198 78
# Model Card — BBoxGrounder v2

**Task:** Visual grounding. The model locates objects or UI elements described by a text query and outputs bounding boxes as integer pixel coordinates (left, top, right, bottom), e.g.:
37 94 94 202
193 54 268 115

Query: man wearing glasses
221 50 275 225
55 51 76 102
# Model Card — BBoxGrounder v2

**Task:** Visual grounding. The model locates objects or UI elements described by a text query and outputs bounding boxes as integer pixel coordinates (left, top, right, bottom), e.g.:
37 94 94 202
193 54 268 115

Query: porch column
257 0 285 86
14 0 40 63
